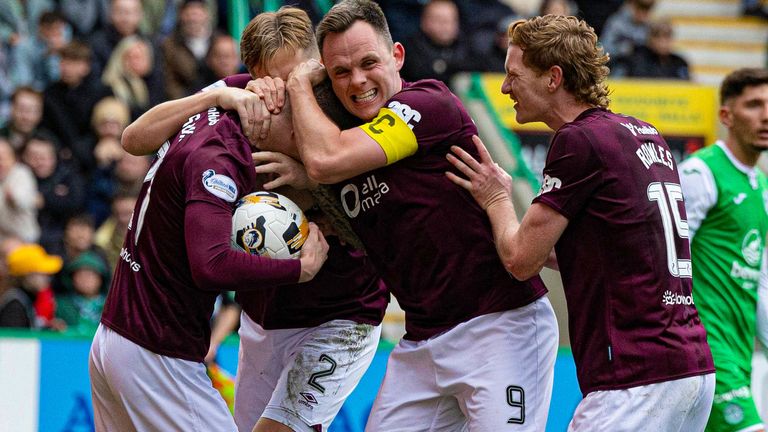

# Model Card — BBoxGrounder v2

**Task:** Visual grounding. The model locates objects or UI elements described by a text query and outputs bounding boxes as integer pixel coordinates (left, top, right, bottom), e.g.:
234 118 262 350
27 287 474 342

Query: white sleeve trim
679 157 717 240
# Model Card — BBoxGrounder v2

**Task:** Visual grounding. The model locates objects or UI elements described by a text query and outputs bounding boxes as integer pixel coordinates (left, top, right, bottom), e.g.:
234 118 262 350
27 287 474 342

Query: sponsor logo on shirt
340 175 390 218
120 247 142 272
202 169 238 202
178 113 201 142
714 386 751 404
387 101 421 129
742 229 762 267
207 107 220 126
662 290 694 306
733 193 747 205
619 122 659 137
538 174 562 195
635 141 674 171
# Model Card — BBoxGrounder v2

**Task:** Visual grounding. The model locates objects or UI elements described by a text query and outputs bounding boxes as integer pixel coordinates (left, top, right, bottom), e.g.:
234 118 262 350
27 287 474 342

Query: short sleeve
183 138 249 208
533 127 603 219
678 157 716 239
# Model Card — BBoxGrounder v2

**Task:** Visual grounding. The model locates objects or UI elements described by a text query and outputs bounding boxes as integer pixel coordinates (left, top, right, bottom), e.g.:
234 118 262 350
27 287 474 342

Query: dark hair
316 0 392 55
39 11 66 27
60 40 92 62
720 68 768 104
66 213 95 229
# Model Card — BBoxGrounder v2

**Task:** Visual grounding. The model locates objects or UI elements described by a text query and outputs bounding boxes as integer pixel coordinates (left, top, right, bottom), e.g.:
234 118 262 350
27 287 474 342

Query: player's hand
252 151 316 190
214 87 271 142
298 222 329 282
245 77 285 114
287 59 327 89
445 135 513 210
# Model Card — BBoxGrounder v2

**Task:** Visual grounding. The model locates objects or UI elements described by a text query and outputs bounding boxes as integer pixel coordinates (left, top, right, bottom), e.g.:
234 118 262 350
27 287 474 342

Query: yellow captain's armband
360 108 418 165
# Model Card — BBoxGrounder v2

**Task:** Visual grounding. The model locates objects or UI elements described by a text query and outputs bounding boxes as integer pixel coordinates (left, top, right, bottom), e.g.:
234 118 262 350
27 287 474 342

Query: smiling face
721 83 768 162
501 44 550 125
322 20 404 121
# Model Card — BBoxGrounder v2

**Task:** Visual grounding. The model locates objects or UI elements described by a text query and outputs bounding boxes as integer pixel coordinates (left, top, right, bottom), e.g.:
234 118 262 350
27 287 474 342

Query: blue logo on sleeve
202 169 238 202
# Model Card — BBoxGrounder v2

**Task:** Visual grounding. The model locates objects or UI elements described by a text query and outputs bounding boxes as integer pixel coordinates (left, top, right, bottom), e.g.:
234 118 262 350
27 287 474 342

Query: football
231 191 309 259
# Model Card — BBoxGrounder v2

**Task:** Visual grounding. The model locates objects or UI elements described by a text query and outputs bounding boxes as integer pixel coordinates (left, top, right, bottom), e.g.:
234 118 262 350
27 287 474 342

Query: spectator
75 97 130 179
102 36 164 120
55 250 109 332
42 41 113 165
456 0 516 56
481 14 520 73
21 132 86 256
5 242 63 329
89 0 144 76
539 0 577 16
611 18 690 80
52 213 110 294
600 0 655 59
400 0 475 86
161 0 215 99
94 189 137 274
202 33 242 82
0 238 29 327
9 11 69 91
0 137 39 243
0 0 54 47
141 0 218 39
88 151 148 227
58 0 109 38
0 86 47 153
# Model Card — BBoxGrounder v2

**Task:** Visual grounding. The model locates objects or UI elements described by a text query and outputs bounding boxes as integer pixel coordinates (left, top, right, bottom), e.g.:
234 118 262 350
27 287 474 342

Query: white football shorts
234 313 381 432
89 324 237 432
568 372 715 432
365 296 558 431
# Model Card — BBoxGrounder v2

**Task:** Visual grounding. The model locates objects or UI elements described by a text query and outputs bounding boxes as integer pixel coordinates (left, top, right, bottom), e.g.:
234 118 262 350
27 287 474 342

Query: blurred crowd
0 0 719 332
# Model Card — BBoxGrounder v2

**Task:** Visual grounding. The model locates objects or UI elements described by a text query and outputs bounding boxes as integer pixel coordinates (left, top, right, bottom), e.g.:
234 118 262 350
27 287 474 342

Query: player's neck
724 137 760 167
547 101 595 131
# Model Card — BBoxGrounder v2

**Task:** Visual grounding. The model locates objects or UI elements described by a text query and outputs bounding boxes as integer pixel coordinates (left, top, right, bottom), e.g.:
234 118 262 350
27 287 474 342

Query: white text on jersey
636 141 674 171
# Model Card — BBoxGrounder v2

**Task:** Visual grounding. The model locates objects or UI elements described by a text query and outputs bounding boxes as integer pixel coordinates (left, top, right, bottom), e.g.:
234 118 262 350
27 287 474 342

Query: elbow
120 124 142 155
503 254 544 281
190 263 221 291
303 155 344 184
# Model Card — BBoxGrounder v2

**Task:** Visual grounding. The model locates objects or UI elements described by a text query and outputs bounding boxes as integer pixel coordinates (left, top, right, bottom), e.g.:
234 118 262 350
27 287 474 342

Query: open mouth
352 88 377 104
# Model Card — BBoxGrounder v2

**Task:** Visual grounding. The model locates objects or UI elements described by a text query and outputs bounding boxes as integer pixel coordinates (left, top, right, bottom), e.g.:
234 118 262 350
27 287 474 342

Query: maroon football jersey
101 109 301 362
219 73 389 329
532 108 714 394
333 80 548 341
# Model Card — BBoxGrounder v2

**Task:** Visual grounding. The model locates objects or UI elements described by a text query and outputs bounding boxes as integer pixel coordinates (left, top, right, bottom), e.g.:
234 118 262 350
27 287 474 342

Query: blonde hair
509 15 610 108
240 7 319 74
102 35 152 109
91 97 131 129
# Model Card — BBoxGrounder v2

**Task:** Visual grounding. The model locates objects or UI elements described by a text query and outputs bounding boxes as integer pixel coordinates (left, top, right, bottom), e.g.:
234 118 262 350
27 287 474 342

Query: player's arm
447 136 568 280
122 87 268 155
678 157 717 239
185 199 327 289
286 61 389 184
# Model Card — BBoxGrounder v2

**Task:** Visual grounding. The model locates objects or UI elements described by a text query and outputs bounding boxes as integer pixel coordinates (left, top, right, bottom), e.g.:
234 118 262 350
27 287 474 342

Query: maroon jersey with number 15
533 108 714 395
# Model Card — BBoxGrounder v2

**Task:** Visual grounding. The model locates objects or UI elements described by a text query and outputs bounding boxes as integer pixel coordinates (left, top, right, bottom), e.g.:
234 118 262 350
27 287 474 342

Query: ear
393 42 405 71
547 65 563 92
719 105 733 128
